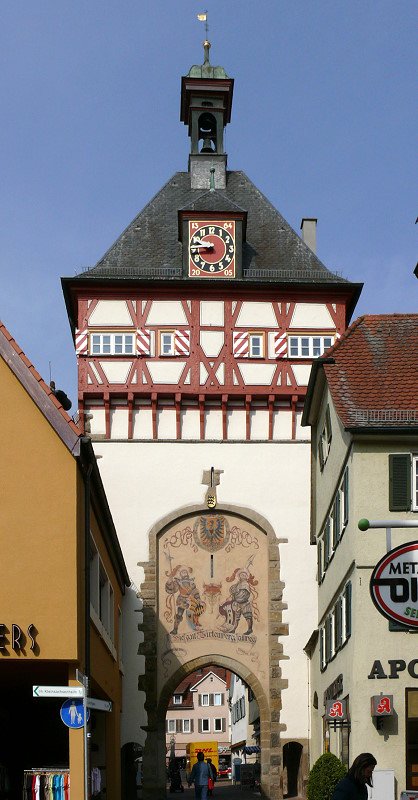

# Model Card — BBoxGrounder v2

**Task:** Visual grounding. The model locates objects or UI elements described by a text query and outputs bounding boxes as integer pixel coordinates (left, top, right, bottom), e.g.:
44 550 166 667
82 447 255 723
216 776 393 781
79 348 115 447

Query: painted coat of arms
193 515 230 552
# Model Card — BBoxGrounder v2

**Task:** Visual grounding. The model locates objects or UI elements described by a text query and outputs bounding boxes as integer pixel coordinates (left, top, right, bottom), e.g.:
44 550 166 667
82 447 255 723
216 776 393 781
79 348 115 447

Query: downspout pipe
82 439 93 800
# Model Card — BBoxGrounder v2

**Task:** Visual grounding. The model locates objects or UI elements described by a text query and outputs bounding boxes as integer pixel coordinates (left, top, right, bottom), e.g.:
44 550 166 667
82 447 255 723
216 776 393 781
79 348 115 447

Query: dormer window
173 694 182 705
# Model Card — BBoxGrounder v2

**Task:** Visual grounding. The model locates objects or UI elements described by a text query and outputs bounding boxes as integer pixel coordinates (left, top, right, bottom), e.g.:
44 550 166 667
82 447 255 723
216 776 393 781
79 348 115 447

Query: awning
243 746 260 754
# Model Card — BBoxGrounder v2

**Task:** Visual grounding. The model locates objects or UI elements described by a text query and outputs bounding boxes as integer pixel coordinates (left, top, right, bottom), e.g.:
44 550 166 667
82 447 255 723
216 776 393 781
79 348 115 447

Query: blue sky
1 1 416 404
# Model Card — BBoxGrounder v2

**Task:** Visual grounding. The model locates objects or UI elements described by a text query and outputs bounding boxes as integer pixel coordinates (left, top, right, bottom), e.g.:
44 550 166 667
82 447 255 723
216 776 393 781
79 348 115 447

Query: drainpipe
82 442 93 800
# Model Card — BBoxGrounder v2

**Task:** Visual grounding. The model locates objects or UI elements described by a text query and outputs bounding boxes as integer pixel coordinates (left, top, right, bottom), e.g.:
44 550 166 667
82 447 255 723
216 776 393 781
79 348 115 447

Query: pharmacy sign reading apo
370 541 418 628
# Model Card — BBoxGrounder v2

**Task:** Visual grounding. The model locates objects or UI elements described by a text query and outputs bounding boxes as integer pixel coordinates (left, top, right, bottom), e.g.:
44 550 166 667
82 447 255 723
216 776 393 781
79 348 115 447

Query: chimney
300 218 317 254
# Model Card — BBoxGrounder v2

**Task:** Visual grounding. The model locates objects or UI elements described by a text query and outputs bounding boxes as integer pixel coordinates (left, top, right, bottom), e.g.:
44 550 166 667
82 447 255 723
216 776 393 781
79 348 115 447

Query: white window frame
90 332 135 356
173 694 182 705
183 719 191 733
249 332 264 358
160 330 175 356
214 718 223 732
413 455 418 511
214 693 222 706
201 718 210 733
167 718 176 734
201 693 209 706
289 334 334 359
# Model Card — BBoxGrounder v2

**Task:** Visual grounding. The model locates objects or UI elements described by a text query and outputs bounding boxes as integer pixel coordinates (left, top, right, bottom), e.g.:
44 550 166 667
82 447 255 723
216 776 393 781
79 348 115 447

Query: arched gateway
138 504 288 799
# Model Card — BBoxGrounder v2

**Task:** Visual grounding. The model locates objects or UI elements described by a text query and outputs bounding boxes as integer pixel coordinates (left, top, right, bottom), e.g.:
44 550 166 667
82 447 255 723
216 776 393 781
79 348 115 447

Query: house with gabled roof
0 320 129 799
302 313 418 794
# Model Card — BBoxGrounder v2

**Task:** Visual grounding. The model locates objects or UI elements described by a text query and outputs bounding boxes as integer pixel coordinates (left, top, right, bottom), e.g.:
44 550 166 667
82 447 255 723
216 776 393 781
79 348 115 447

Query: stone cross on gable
202 467 223 508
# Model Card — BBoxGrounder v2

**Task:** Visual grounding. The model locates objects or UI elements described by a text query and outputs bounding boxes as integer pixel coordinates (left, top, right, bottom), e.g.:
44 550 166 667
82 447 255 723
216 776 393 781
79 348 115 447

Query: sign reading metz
370 541 418 628
188 220 235 278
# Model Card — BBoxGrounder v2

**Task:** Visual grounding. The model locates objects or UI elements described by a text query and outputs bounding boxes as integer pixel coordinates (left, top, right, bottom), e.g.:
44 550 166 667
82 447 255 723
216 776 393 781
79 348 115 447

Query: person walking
206 759 217 797
188 752 212 800
332 753 377 799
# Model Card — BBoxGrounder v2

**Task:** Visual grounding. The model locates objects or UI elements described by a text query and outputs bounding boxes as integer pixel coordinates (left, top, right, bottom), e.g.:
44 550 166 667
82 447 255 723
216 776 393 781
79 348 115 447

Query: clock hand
191 238 215 249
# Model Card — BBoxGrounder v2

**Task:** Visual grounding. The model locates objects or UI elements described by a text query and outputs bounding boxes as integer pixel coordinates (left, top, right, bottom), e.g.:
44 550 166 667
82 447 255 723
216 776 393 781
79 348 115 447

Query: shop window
90 332 134 355
389 454 417 512
406 689 418 789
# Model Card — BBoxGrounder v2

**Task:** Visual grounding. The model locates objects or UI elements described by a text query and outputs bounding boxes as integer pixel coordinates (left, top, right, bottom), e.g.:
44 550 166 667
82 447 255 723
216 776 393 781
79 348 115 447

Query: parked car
218 766 232 780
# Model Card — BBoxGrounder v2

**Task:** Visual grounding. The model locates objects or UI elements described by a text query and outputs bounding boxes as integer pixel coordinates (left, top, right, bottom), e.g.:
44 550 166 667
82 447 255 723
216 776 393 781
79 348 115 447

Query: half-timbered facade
63 42 361 799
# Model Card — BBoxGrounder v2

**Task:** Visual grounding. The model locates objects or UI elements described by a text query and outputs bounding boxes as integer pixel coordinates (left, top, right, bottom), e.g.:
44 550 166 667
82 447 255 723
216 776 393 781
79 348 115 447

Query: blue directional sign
60 698 90 729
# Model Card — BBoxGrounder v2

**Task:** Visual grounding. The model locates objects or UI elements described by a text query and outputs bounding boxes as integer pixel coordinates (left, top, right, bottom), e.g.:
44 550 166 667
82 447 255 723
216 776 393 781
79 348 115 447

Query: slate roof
75 170 357 288
304 314 418 430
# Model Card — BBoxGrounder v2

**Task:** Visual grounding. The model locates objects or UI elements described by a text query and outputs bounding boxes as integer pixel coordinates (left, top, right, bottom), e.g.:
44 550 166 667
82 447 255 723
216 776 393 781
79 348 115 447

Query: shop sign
370 542 418 628
368 659 418 679
0 623 37 653
371 694 394 717
325 699 347 721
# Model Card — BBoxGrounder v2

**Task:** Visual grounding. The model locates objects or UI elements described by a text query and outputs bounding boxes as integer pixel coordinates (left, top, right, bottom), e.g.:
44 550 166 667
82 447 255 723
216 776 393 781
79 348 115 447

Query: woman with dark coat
332 753 377 800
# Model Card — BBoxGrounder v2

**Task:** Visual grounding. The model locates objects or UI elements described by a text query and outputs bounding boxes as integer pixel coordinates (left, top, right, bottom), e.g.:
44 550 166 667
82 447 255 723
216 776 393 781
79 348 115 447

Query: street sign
33 685 85 698
370 541 418 628
60 698 90 729
86 697 112 712
76 669 89 688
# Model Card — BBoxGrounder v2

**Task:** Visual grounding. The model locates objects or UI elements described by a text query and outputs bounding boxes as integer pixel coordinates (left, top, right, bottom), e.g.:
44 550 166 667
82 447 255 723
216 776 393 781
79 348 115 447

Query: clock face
188 220 236 278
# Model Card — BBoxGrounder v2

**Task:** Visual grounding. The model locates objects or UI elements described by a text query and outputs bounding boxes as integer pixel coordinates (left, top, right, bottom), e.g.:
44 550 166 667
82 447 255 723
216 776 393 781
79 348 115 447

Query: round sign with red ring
370 541 418 627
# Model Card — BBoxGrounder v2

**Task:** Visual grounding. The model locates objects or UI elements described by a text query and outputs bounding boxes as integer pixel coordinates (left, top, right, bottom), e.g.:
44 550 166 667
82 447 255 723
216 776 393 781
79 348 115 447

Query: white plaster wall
93 439 315 746
110 407 129 439
200 330 224 357
227 410 246 440
238 363 276 385
89 299 133 326
132 408 153 439
100 361 132 384
157 408 176 439
200 301 224 327
181 409 200 440
204 409 222 439
145 301 187 325
250 409 269 440
292 364 312 387
272 410 292 440
289 303 334 329
147 361 186 384
236 302 278 328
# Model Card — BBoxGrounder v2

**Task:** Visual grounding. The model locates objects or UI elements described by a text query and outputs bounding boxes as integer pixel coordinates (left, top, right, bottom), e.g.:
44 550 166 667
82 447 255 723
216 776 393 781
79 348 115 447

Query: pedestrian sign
60 698 90 729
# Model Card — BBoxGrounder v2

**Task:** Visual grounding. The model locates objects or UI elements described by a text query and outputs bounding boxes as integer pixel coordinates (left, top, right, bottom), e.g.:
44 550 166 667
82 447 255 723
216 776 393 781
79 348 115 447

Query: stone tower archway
139 504 288 799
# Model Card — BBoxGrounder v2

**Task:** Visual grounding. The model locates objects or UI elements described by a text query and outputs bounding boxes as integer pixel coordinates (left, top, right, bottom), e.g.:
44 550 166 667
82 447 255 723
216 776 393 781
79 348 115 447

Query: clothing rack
23 769 70 800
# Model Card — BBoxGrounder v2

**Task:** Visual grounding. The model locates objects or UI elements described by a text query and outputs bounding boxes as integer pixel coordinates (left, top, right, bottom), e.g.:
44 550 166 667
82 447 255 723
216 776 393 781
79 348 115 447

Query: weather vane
197 10 209 39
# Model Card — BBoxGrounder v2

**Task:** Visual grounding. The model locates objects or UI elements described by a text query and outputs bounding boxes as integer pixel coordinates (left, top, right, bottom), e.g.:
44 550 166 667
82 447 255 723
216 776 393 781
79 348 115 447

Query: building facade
302 314 418 797
0 321 129 800
165 667 230 764
62 43 361 798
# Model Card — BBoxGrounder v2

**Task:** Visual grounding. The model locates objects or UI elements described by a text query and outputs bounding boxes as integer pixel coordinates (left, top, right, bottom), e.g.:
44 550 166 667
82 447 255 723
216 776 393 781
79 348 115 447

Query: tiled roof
75 171 355 286
322 314 418 428
0 321 81 447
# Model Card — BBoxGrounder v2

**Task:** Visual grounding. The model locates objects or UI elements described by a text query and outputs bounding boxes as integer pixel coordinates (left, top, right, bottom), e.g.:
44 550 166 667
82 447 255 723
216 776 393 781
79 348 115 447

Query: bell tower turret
181 41 234 189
